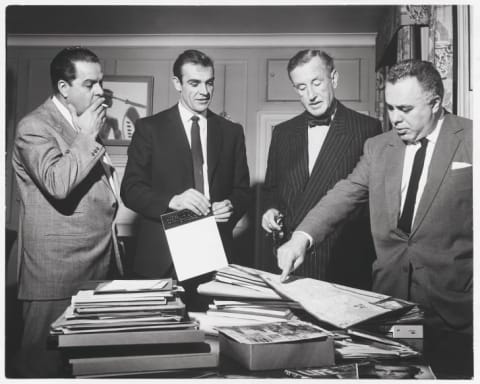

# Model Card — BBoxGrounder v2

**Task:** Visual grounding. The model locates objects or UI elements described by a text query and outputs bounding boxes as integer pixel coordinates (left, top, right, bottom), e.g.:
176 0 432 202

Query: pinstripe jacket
263 101 381 283
12 97 123 300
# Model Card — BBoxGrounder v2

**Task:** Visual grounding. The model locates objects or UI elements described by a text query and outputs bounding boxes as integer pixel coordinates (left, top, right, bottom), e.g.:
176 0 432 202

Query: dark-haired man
121 50 250 289
262 49 381 286
12 47 123 377
277 59 472 332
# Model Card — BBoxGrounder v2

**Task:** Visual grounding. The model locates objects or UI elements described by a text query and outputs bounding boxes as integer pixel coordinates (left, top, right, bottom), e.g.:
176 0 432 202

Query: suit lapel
285 121 309 223
308 104 351 181
411 118 461 235
291 104 351 226
46 98 113 193
166 107 193 178
45 98 78 146
206 111 223 184
384 132 406 234
96 137 119 200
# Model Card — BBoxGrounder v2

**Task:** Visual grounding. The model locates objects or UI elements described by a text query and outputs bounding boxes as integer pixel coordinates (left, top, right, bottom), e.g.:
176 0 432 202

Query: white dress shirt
178 102 210 199
399 117 443 224
307 123 330 174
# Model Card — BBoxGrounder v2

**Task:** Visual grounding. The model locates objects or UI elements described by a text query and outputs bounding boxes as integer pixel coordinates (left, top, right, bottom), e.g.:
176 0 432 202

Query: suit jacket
120 105 251 278
12 97 123 300
298 114 472 330
264 101 381 284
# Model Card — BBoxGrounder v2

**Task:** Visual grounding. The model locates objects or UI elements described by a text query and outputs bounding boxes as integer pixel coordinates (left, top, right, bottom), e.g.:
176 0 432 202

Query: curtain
428 6 454 112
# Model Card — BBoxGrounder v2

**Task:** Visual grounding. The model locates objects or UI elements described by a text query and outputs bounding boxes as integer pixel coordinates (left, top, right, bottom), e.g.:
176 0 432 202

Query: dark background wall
6 5 388 35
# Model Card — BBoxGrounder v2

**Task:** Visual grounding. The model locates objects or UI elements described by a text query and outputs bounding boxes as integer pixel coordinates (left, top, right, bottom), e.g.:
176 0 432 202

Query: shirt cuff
293 230 313 249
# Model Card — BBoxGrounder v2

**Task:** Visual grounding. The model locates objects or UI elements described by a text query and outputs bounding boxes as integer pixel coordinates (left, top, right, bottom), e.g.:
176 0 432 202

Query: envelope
451 161 472 170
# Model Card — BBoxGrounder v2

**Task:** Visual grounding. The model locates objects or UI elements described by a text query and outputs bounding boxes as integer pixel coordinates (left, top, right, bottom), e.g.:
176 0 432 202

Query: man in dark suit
12 47 123 377
121 50 250 286
262 49 381 286
277 60 472 332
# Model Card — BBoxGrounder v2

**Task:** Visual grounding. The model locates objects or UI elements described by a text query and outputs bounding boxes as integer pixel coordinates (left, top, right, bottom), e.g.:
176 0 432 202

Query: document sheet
260 272 413 329
161 209 228 281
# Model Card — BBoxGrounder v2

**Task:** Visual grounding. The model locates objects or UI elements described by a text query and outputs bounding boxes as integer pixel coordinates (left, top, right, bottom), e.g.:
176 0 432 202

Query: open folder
161 209 228 281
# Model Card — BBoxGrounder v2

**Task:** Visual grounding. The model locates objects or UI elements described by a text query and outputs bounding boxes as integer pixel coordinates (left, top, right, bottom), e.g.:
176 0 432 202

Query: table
64 325 472 379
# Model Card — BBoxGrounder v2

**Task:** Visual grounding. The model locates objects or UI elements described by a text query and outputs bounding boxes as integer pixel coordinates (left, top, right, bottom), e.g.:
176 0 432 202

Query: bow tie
307 115 331 128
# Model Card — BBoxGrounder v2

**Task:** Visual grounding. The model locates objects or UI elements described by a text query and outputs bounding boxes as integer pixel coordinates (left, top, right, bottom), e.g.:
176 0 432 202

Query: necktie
307 115 332 128
305 99 337 128
398 138 428 234
190 115 204 194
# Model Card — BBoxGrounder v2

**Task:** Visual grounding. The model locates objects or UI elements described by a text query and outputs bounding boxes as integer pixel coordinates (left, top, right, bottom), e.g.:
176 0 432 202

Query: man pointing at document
277 60 472 333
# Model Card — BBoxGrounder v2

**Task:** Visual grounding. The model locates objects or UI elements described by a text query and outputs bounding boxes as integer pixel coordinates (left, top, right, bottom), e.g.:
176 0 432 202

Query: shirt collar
52 95 76 129
178 101 207 126
424 115 444 145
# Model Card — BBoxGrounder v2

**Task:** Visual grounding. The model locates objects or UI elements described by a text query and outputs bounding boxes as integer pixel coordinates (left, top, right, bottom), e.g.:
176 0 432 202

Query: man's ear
430 95 442 113
331 69 339 89
172 76 182 92
57 79 70 99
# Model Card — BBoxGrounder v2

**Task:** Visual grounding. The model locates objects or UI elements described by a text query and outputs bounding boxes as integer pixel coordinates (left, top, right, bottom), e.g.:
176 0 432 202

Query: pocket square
451 161 472 170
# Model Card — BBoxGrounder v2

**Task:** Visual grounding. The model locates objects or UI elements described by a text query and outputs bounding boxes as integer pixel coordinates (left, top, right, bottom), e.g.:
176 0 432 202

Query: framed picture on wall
99 75 154 145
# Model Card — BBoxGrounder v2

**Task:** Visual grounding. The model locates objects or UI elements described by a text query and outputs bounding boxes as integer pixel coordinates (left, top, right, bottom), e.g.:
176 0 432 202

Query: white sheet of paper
96 279 169 292
164 214 228 281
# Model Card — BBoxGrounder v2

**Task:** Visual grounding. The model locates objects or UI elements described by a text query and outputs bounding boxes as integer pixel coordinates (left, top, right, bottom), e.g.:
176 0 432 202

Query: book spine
56 329 205 347
71 352 218 376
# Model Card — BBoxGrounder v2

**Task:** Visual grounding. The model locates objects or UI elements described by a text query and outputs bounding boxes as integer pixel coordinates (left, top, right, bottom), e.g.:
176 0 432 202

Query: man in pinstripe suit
262 49 381 286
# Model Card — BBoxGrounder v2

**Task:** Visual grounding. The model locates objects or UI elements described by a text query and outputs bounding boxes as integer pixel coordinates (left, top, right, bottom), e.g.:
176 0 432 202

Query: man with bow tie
277 60 472 333
262 49 381 284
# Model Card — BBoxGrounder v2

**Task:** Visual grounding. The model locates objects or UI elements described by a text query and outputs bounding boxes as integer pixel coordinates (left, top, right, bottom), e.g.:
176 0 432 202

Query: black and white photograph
4 1 476 379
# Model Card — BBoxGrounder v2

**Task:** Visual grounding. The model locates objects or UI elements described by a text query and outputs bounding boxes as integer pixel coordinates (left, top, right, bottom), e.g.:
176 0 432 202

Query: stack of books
207 299 300 323
197 265 302 329
50 279 218 377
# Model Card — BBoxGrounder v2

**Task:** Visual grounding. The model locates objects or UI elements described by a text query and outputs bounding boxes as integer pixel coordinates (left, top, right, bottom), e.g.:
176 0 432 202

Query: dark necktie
305 99 337 128
190 115 204 194
398 138 429 234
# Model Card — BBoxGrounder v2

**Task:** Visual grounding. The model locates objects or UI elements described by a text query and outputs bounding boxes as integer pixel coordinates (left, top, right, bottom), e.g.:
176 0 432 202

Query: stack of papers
196 265 302 329
334 329 421 359
207 299 301 323
197 265 282 300
51 279 192 334
201 265 416 329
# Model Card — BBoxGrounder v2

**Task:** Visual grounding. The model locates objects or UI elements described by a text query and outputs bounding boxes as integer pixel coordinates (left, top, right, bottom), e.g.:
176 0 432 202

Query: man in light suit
12 47 123 377
277 60 472 332
262 49 381 287
120 50 250 304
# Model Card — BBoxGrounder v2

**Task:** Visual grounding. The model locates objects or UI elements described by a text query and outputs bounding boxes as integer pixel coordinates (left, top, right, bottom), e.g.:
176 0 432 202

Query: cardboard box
219 333 334 371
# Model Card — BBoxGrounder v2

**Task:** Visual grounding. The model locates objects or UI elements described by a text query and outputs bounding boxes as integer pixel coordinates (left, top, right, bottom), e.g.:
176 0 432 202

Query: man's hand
212 199 233 222
262 208 283 233
168 188 211 216
68 97 106 139
277 232 309 282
